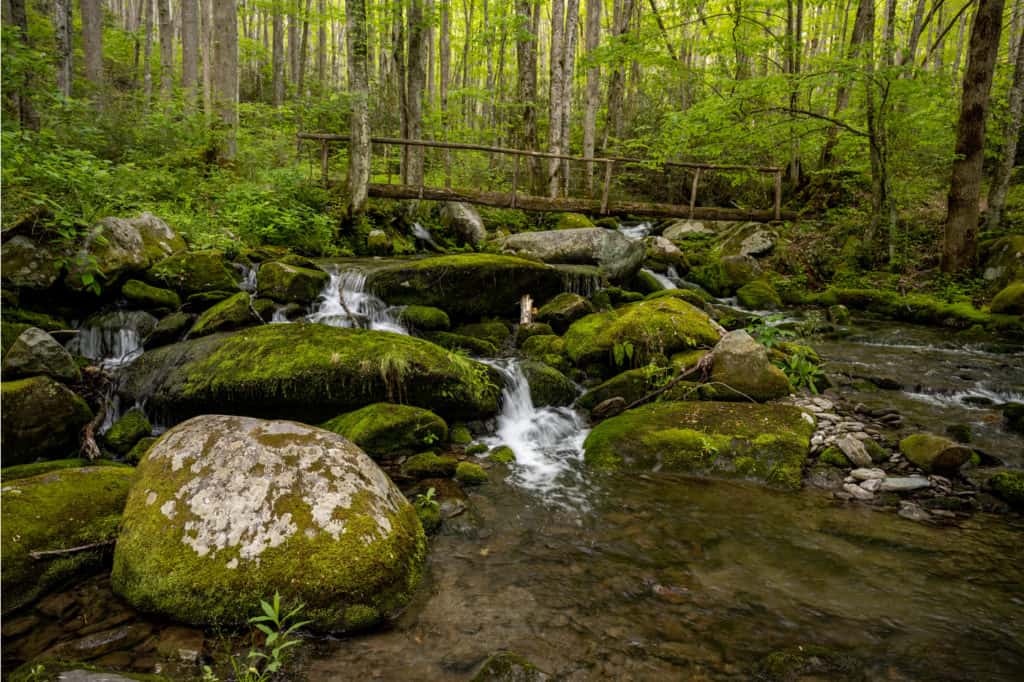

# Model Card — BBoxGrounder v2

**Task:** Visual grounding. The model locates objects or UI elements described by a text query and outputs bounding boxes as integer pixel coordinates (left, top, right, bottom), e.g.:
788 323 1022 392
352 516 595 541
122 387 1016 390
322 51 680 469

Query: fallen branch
80 398 107 461
29 539 116 560
624 353 715 411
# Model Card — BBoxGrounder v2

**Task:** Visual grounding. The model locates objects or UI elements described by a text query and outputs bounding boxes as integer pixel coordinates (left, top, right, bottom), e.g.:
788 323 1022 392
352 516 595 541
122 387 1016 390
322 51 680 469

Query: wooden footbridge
297 133 792 222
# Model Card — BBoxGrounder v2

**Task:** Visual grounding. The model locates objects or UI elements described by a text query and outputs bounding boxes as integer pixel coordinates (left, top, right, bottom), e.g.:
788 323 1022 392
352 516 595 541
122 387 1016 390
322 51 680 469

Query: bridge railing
297 133 784 221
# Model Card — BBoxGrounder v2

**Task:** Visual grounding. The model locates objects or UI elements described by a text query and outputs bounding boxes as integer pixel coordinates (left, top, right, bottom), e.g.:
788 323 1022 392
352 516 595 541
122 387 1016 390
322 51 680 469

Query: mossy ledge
583 401 813 489
118 323 500 424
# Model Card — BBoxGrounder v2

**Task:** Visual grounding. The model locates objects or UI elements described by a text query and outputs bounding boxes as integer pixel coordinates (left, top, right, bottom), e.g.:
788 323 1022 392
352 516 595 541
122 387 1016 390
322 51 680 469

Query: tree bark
80 0 105 93
182 0 200 105
583 0 601 193
547 0 566 196
297 0 312 95
604 0 634 149
347 0 371 213
405 0 427 186
272 0 285 105
943 0 1006 272
212 0 239 161
143 0 154 102
985 7 1024 231
4 0 40 128
317 0 326 87
820 0 873 168
158 0 175 97
515 0 540 189
54 0 74 97
288 0 299 86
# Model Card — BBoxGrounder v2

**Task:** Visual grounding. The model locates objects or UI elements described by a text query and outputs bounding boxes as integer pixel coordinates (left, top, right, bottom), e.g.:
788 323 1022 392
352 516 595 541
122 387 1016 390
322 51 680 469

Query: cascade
68 310 157 368
306 270 409 334
643 268 677 290
618 222 653 241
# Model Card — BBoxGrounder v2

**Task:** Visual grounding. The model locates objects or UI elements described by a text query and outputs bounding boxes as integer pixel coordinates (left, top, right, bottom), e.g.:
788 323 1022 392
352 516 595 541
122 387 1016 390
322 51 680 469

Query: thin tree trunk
54 0 74 97
81 0 105 94
560 0 580 193
604 0 634 149
820 0 872 167
212 0 239 160
143 0 154 103
440 0 450 175
547 0 566 196
288 0 299 87
158 0 175 97
273 0 285 105
202 0 213 117
986 24 1024 231
297 0 311 95
583 0 600 193
406 0 427 185
347 0 371 213
943 0 1006 272
182 0 200 105
4 0 40 128
317 0 326 87
516 0 540 190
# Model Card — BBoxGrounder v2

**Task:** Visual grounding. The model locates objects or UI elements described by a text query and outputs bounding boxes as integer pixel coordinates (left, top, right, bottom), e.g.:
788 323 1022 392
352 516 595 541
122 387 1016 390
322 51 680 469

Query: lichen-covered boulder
719 221 775 258
188 292 258 337
121 279 181 312
583 401 814 489
899 433 973 474
145 250 240 295
440 202 488 245
398 305 450 332
500 228 644 282
65 213 186 292
111 415 426 631
1 327 80 382
709 330 792 402
663 219 720 240
520 360 576 407
2 377 93 465
980 235 1024 288
990 281 1024 315
119 324 500 423
536 292 594 334
736 279 782 309
368 255 563 320
1 236 62 291
2 466 133 615
257 261 329 304
104 409 152 455
321 403 448 459
563 297 720 373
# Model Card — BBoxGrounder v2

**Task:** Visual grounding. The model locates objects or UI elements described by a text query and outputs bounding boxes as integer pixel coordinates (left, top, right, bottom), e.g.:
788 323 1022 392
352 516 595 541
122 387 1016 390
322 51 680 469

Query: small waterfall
484 359 590 504
412 222 442 251
307 270 409 334
270 308 290 323
236 263 257 292
618 222 653 241
643 268 677 291
68 310 157 368
557 266 602 298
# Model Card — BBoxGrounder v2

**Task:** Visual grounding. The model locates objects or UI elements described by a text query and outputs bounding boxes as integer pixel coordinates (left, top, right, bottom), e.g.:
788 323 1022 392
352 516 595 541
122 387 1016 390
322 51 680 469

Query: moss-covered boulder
321 403 448 459
189 292 258 337
104 409 153 455
454 321 512 348
401 452 458 479
145 312 194 349
520 360 577 407
578 369 649 410
1 236 63 291
2 466 133 615
563 297 720 373
455 461 489 485
366 229 393 255
709 330 792 402
257 261 329 304
424 331 499 356
899 433 973 474
450 425 472 445
632 269 666 295
1 327 80 383
111 415 426 631
583 401 813 489
736 279 782 309
145 250 240 295
65 214 187 292
126 437 157 465
980 235 1024 288
1 458 127 481
718 222 775 258
368 255 563 320
500 228 644 282
121 279 181 312
691 255 762 296
472 652 550 681
988 470 1024 510
553 212 594 230
2 321 31 355
440 202 488 245
399 305 450 332
2 377 93 465
119 324 500 423
990 281 1024 315
536 292 595 334
488 446 516 464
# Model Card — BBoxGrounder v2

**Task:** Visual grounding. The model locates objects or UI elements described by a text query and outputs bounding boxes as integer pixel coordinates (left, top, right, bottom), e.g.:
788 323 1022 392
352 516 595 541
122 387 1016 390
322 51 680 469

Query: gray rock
663 220 716 240
65 213 186 292
843 483 874 500
647 236 683 260
880 476 932 493
592 397 627 421
58 671 140 681
898 501 932 522
859 478 883 493
440 202 488 245
836 434 872 467
1 236 62 290
2 327 80 382
500 228 644 282
709 330 792 402
850 467 886 481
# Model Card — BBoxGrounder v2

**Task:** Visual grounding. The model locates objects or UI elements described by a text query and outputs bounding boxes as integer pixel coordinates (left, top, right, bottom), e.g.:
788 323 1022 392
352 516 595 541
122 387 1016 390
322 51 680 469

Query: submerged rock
2 466 133 615
709 330 791 402
2 376 93 465
899 433 972 474
1 327 80 383
112 415 426 631
583 401 813 489
500 228 644 282
440 202 488 245
119 324 500 423
257 261 329 304
321 403 448 459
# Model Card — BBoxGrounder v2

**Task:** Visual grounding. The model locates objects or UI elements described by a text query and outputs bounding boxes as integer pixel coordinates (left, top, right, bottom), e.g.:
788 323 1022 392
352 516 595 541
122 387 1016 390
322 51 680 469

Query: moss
1 458 127 481
145 250 240 295
424 331 499 357
1 307 67 331
582 401 813 489
450 425 472 445
2 376 93 465
189 292 258 337
989 470 1024 510
1 321 31 355
454 321 512 348
601 286 645 305
521 334 566 360
991 281 1024 315
121 279 181 311
756 644 859 681
553 212 594 230
488 446 516 464
644 288 711 307
186 290 236 310
736 279 782 309
104 409 153 455
455 461 489 485
578 368 649 410
2 467 133 615
520 360 577 407
1004 402 1024 434
827 304 851 324
367 230 393 255
472 652 548 681
401 452 458 479
399 305 451 332
899 433 972 473
344 603 383 631
515 322 554 346
322 403 448 459
536 292 595 333
818 446 851 467
9 662 170 682
465 443 489 456
368 254 563 320
632 269 665 294
126 436 158 464
415 504 442 534
257 261 329 304
120 324 501 423
563 297 720 373
146 311 194 348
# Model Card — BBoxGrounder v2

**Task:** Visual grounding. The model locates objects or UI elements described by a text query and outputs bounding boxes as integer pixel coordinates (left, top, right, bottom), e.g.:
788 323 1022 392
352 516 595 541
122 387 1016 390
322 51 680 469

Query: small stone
880 476 931 493
898 502 931 522
843 483 874 500
836 434 872 467
850 468 886 481
860 478 883 493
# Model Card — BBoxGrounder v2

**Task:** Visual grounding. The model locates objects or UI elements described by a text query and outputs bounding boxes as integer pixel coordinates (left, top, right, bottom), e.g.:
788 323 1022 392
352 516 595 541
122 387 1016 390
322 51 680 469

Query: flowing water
642 267 677 291
618 222 654 241
305 269 408 334
67 310 157 369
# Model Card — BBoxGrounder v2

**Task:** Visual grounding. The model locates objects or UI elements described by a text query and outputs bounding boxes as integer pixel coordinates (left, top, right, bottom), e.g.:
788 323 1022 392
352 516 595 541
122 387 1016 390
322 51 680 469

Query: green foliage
413 487 440 515
776 349 825 395
745 314 795 349
612 340 635 368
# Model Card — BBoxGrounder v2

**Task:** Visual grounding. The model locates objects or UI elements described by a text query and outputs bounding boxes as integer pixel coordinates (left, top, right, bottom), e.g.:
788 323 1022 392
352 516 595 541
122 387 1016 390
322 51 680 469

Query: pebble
898 502 931 522
860 478 883 493
880 476 931 492
851 468 886 481
843 483 875 500
836 434 873 467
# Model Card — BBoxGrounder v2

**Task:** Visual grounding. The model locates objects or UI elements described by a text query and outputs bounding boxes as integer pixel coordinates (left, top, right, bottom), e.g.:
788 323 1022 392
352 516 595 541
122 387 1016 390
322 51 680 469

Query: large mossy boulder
2 466 133 615
736 279 782 309
578 368 649 410
718 221 775 258
980 235 1024 288
398 305 450 331
1 236 63 291
321 403 448 459
145 250 240 295
454 321 512 348
563 297 720 373
990 281 1024 315
121 279 181 312
65 213 186 292
1 327 80 383
440 202 488 245
257 261 329 304
536 292 595 334
709 330 792 402
368 255 563 320
988 470 1024 510
111 415 426 631
189 292 258 337
2 376 93 465
104 409 153 455
119 323 500 423
899 433 972 474
499 228 644 282
145 312 194 349
582 401 813 489
520 360 577 407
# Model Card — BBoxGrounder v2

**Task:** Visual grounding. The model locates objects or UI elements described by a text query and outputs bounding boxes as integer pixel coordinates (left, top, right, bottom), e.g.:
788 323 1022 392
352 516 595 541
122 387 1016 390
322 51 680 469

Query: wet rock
1002 403 1024 435
898 501 932 523
401 452 458 479
455 461 489 485
145 250 240 296
880 476 931 493
520 360 576 407
709 330 791 402
536 292 595 334
471 652 550 681
2 327 80 383
44 623 154 660
398 305 450 332
144 312 193 349
121 279 180 312
592 397 628 421
1 236 63 291
850 468 886 481
644 236 687 271
835 434 872 468
257 261 329 304
843 483 874 500
2 614 40 638
755 644 860 681
321 402 448 459
736 279 781 309
859 478 883 493
112 415 426 631
38 590 79 618
440 202 488 246
500 228 645 282
188 292 259 337
988 470 1024 510
103 410 152 455
663 219 716 240
1 376 93 465
155 625 204 662
899 433 973 474
487 446 516 464
806 465 845 490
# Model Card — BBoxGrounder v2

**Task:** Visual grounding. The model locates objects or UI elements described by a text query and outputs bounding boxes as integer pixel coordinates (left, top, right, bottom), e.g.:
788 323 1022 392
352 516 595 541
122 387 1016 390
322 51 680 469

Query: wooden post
774 169 782 221
321 140 329 187
601 160 613 214
689 167 702 219
512 154 520 209
520 294 533 324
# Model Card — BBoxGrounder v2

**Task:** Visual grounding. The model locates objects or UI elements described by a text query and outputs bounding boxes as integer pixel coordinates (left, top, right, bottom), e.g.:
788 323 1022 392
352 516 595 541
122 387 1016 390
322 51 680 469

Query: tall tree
405 0 427 185
273 0 285 105
182 0 201 105
142 0 154 102
3 0 40 128
583 0 601 193
943 0 1006 272
80 0 105 94
54 0 73 97
985 11 1024 232
157 0 174 97
515 0 540 189
212 0 239 160
604 0 634 149
347 0 371 213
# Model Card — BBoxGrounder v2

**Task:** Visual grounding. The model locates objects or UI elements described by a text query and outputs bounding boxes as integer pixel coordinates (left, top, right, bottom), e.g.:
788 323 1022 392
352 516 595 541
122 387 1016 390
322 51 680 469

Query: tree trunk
317 0 326 87
54 0 74 97
202 0 213 117
80 0 105 93
288 0 299 87
515 0 540 190
212 0 239 161
943 0 1006 272
604 0 634 149
4 0 40 128
820 0 872 168
297 0 312 95
406 0 427 186
158 0 175 97
346 0 371 213
547 0 565 196
143 0 154 102
273 0 285 105
985 2 1024 231
440 0 450 176
559 0 580 194
182 0 200 105
583 0 600 193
